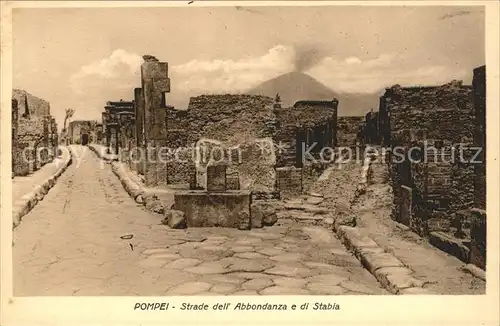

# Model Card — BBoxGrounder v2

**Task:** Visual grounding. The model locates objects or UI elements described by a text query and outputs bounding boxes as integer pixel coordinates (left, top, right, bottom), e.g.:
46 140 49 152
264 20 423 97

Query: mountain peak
247 71 379 116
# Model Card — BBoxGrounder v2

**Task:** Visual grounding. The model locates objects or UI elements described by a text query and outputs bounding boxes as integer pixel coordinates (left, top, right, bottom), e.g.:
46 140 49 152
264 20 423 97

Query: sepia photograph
1 1 499 325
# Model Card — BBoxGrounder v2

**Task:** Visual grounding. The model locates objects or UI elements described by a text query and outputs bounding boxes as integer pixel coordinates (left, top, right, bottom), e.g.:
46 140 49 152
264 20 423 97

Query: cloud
308 53 468 94
171 45 295 93
68 46 470 116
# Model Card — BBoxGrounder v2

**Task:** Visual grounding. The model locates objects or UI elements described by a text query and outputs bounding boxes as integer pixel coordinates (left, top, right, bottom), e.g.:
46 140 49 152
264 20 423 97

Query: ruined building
381 81 475 235
11 89 58 177
370 68 487 270
68 120 100 145
103 100 135 154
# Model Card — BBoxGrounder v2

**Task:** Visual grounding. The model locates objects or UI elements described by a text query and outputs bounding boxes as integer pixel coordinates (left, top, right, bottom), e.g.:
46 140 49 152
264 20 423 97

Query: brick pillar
141 59 170 188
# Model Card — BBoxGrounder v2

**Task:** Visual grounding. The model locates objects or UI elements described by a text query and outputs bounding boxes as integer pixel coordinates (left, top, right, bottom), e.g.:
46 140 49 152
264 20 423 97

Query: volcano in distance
247 71 380 116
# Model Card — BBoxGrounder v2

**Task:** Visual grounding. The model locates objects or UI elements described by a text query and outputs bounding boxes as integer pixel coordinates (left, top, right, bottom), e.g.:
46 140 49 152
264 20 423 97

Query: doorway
81 133 89 146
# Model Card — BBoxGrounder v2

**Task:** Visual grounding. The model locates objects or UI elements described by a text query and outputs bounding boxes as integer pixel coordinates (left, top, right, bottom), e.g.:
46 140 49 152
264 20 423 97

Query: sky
12 5 485 129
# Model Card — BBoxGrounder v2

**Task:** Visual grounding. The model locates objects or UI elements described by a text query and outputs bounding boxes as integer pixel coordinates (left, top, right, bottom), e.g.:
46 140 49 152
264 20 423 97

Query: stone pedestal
174 190 251 228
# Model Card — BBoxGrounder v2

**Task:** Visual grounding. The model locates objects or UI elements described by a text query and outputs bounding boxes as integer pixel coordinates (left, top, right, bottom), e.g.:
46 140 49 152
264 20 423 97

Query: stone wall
68 120 99 144
472 66 486 210
337 116 363 148
274 101 337 168
12 89 51 118
383 81 475 236
12 90 56 176
183 95 278 193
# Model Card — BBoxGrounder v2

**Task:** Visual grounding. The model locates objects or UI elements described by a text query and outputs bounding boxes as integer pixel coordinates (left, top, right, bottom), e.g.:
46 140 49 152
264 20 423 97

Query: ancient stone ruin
67 120 102 145
353 66 487 271
11 89 58 177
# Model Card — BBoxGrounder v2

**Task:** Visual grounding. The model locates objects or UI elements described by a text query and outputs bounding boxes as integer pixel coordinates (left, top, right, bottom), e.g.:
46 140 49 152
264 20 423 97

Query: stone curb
87 145 149 207
463 264 486 281
87 144 119 162
336 225 434 295
12 146 73 230
110 162 146 204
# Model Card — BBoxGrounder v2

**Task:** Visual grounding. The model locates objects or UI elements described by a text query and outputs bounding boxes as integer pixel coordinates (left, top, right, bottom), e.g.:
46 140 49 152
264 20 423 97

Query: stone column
141 59 170 188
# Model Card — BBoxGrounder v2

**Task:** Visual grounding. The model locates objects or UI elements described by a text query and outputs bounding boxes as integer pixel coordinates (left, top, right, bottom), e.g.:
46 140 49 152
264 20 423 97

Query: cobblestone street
13 146 388 296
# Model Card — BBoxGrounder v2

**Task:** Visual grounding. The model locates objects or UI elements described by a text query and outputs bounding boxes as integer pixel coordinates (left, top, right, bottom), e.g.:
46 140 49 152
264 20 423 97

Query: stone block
173 190 251 228
206 164 227 192
428 231 470 263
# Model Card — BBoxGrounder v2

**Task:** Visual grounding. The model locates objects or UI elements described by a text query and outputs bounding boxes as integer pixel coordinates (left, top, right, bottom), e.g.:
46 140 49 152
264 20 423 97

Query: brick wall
383 81 475 236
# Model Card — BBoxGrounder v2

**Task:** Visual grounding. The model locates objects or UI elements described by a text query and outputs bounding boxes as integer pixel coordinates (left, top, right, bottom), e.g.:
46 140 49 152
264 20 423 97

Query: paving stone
167 281 213 295
272 277 307 288
203 274 246 285
307 283 348 295
269 253 304 262
305 273 349 285
138 257 169 268
150 253 182 260
231 246 254 253
339 280 377 294
179 248 233 261
226 259 273 273
232 290 260 295
259 286 310 295
242 278 274 291
234 252 268 260
184 261 229 274
164 258 202 270
142 248 176 255
205 236 228 243
258 247 286 257
228 272 273 280
264 263 315 278
210 283 238 294
246 232 282 240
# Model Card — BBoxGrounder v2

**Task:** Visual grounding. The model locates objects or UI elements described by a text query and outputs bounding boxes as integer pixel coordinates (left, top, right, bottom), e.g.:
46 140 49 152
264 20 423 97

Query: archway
81 133 89 146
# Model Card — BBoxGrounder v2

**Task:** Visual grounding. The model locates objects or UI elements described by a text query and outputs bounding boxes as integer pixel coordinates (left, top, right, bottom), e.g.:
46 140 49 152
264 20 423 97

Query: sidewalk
12 147 71 203
12 146 72 229
352 161 486 294
87 143 119 162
